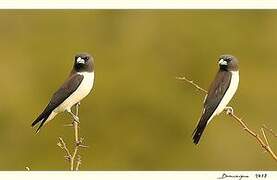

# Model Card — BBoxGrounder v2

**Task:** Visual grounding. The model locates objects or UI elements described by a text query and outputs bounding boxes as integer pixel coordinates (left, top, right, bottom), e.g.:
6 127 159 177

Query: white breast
54 72 94 113
207 71 239 124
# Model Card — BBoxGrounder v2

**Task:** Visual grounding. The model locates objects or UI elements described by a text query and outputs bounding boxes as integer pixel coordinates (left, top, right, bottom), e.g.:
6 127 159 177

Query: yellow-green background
0 10 276 170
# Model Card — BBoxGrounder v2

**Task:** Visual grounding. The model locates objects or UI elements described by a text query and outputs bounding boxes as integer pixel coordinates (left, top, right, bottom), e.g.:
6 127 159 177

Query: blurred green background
0 10 276 170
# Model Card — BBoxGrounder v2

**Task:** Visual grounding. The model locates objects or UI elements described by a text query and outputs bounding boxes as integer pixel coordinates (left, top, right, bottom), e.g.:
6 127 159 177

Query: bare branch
176 76 207 93
261 128 269 146
58 102 87 171
177 76 277 162
57 137 72 162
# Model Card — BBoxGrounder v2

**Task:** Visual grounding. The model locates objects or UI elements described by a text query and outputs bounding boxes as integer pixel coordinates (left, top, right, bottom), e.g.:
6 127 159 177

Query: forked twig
57 103 88 170
57 137 72 162
263 124 277 137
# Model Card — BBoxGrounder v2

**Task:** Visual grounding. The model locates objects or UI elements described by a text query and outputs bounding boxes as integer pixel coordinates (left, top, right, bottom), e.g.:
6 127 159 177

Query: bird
192 55 239 145
32 53 94 133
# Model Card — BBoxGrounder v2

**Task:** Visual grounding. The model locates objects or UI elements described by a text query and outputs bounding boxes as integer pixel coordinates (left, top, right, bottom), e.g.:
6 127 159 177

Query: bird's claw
224 106 234 115
73 116 80 124
68 111 80 123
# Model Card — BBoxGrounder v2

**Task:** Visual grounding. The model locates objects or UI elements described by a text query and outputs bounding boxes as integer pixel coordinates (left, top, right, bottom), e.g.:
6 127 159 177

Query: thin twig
70 103 80 171
58 102 87 171
178 76 277 162
76 155 82 171
263 124 277 137
261 128 269 146
176 76 207 93
57 137 72 161
74 103 80 143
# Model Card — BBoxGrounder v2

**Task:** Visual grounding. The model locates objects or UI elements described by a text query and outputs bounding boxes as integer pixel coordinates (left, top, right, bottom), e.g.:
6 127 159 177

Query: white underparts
46 71 94 123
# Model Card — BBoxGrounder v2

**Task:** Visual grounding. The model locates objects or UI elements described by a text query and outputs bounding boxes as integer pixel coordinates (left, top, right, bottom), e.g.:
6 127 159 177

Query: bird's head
218 55 239 71
74 53 94 72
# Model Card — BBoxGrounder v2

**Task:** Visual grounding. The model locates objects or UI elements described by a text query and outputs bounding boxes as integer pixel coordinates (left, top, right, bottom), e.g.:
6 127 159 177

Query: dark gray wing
193 70 232 144
203 70 232 114
32 73 84 131
47 73 84 112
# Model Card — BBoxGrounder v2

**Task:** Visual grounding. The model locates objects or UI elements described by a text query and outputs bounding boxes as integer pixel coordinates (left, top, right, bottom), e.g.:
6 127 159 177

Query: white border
0 171 276 180
0 0 276 179
1 0 277 9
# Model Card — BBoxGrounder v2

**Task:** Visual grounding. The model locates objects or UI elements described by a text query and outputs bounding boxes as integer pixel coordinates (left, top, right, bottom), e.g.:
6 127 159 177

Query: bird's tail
192 117 208 145
31 110 52 133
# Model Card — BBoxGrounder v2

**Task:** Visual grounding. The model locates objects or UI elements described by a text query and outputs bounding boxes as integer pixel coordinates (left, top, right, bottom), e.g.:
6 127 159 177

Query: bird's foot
68 111 80 123
224 106 234 115
73 115 80 124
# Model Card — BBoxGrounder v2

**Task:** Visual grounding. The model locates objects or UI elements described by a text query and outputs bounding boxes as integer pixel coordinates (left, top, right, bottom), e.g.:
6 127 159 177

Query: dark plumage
32 53 94 133
31 74 84 132
192 55 239 144
192 71 232 144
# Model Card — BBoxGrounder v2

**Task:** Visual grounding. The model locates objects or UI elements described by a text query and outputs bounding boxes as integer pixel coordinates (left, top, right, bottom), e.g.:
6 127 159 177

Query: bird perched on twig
32 53 95 133
192 55 239 144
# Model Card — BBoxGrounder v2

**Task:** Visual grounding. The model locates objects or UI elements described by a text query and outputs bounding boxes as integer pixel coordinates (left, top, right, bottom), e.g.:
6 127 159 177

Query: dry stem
57 103 87 170
263 124 277 137
177 76 277 162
